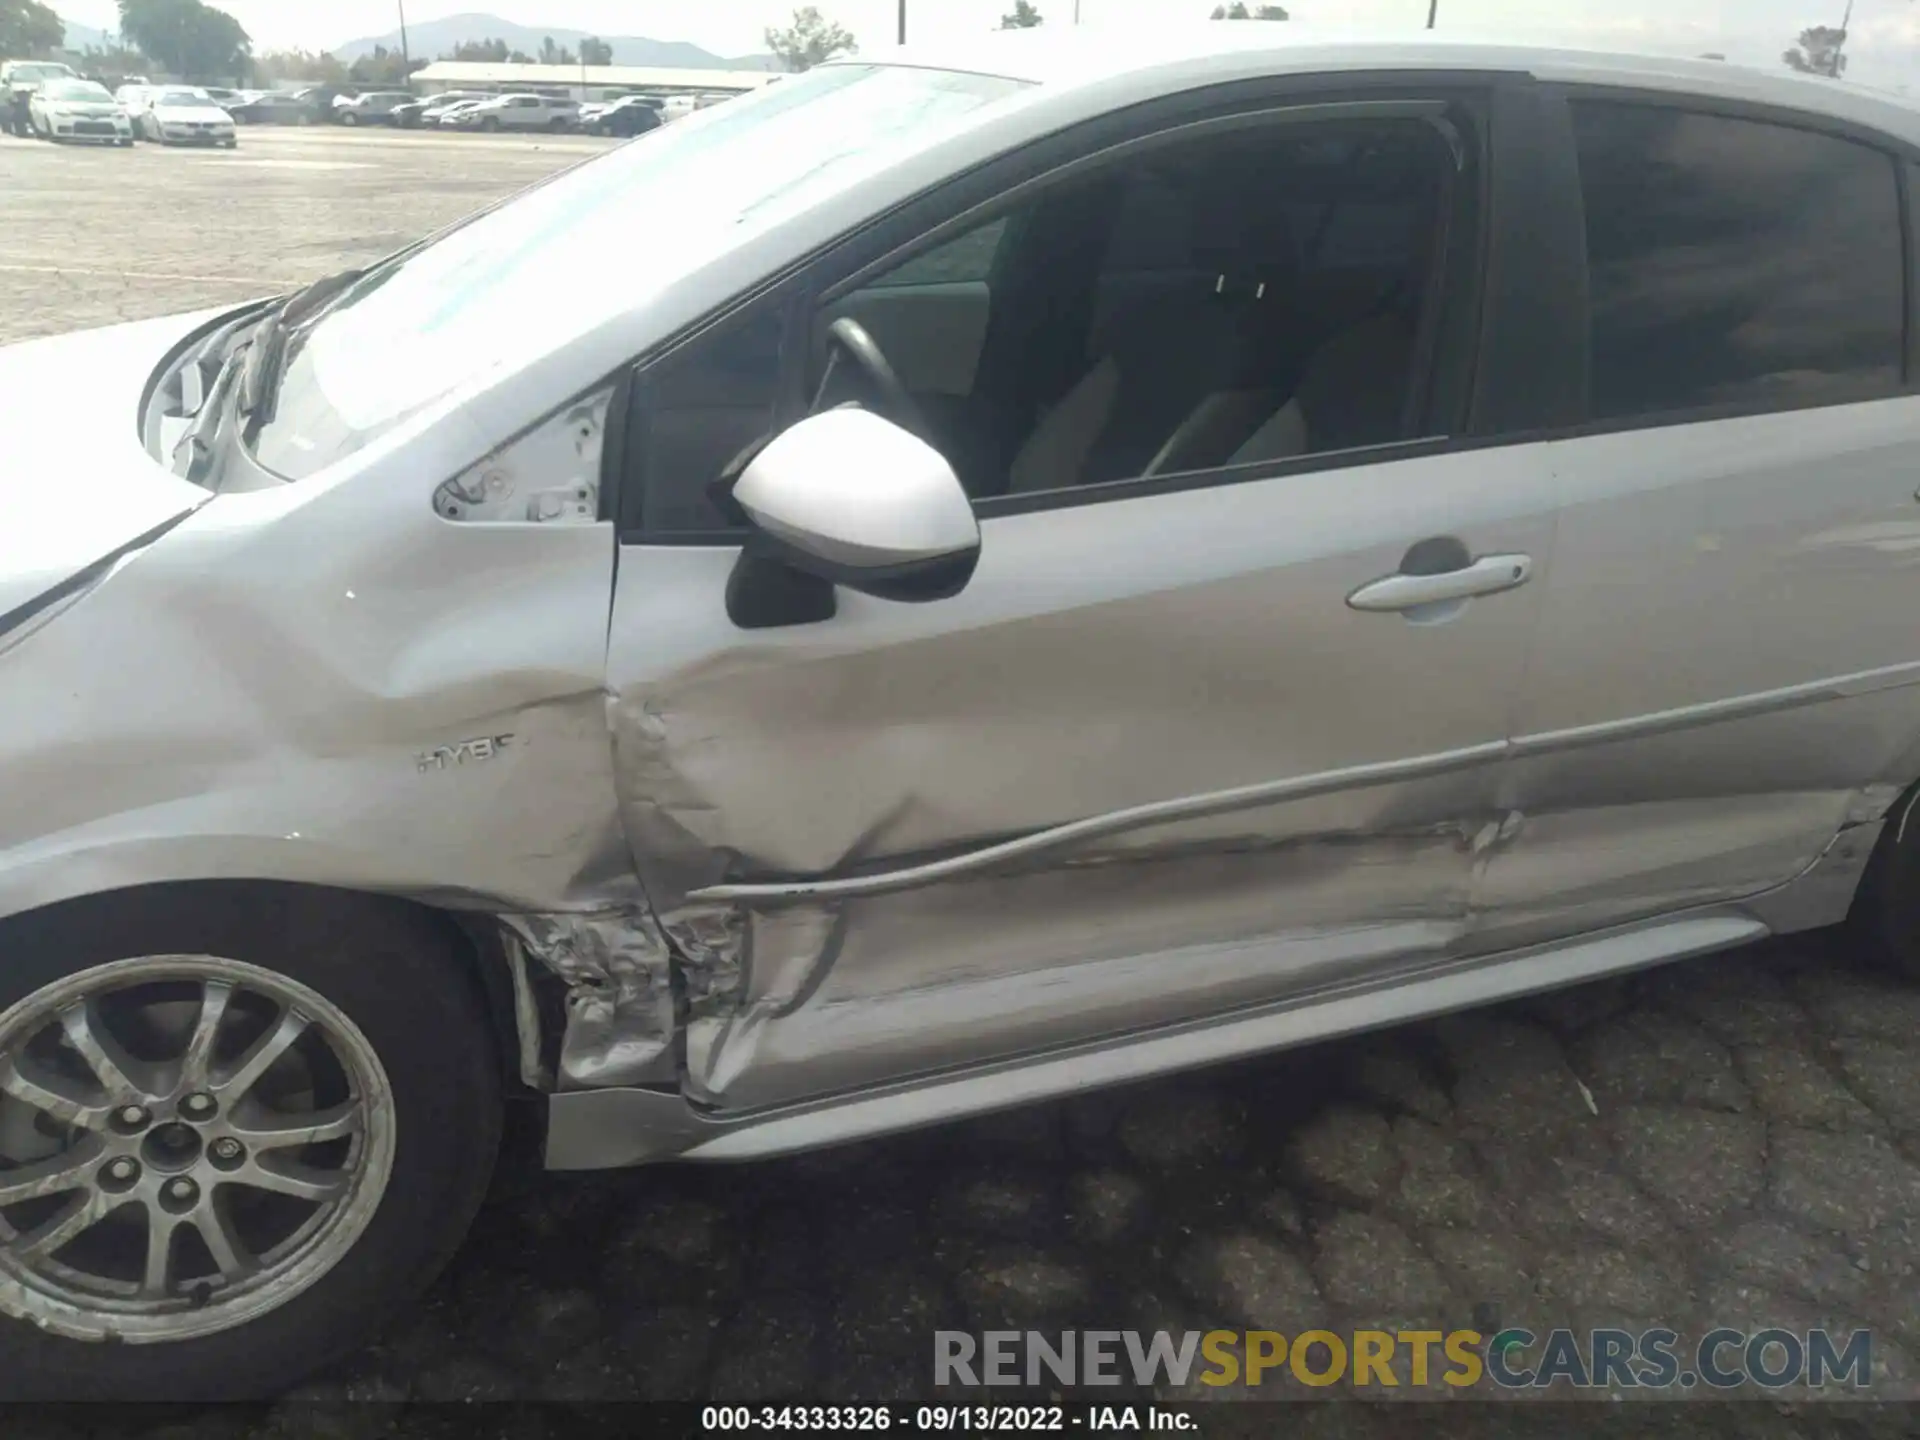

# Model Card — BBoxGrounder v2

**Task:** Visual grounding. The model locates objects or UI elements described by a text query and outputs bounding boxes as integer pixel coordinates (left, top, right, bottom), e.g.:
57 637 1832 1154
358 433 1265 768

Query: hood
0 311 233 628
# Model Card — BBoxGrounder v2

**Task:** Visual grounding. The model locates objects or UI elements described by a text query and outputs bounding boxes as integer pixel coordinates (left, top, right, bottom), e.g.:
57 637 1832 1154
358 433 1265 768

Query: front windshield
44 80 111 103
155 89 212 109
250 63 1030 481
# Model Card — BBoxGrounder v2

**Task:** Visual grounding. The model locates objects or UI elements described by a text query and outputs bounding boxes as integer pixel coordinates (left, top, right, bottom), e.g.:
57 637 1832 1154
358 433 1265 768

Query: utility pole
398 0 411 67
1426 0 1438 28
1830 0 1854 77
899 0 907 44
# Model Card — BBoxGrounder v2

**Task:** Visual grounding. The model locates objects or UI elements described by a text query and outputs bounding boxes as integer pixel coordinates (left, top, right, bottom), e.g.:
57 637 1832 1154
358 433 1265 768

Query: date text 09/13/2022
701 1407 1189 1432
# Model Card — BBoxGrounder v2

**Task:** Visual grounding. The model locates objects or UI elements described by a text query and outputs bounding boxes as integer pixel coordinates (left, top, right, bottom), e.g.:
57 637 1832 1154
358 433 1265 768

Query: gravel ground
5 126 1920 1426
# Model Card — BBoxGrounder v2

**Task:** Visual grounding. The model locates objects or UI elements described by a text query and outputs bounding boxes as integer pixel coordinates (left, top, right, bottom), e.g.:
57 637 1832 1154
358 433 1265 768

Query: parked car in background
388 91 477 128
425 97 487 127
441 92 579 132
225 90 316 125
332 90 414 126
27 77 133 145
199 86 244 110
580 94 662 137
128 85 237 146
2 59 76 136
290 84 353 117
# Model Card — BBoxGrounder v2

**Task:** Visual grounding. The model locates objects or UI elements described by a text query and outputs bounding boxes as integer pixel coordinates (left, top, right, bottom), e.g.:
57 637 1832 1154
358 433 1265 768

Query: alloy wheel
0 955 394 1343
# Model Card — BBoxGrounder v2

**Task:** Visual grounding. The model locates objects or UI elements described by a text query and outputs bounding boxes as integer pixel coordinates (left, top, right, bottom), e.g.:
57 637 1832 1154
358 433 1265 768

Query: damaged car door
606 93 1559 1114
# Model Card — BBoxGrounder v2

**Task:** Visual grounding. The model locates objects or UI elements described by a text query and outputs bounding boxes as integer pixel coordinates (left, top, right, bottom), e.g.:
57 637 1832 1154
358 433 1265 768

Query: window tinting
627 303 786 534
1570 102 1903 421
869 218 1010 287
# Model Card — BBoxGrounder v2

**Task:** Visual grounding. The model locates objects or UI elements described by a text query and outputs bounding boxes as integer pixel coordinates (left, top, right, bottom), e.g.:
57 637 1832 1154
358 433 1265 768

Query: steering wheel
821 317 926 435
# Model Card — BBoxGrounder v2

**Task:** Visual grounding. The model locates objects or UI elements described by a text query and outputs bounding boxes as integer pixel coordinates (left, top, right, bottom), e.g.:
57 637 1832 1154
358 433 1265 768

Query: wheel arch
0 879 537 1099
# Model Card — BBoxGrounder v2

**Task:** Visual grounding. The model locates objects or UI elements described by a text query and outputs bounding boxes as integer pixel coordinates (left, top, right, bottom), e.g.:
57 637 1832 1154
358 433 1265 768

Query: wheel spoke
232 1157 343 1204
189 1197 253 1282
0 1140 102 1207
60 1002 152 1103
211 1009 308 1104
228 1100 359 1151
11 1191 112 1263
178 981 233 1090
0 1053 111 1131
141 1205 178 1298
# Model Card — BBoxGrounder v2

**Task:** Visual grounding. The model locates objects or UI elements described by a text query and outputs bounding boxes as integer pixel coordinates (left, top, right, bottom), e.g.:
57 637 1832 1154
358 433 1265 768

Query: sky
52 0 1920 93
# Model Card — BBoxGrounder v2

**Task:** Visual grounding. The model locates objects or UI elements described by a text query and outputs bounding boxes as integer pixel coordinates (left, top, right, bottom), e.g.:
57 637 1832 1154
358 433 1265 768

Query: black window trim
1542 81 1917 440
612 70 1509 545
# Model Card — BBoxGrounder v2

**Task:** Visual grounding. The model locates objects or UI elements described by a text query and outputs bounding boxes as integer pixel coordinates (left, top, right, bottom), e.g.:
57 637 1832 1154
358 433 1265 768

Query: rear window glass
1570 101 1904 421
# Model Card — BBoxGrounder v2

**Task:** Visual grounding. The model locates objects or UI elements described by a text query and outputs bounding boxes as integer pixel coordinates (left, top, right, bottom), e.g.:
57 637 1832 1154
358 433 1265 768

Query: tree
447 38 509 62
0 0 64 58
81 41 150 80
117 0 251 80
1001 0 1044 26
1783 23 1848 76
255 47 347 84
537 36 578 66
580 36 613 66
347 42 420 86
764 6 855 72
1211 2 1289 16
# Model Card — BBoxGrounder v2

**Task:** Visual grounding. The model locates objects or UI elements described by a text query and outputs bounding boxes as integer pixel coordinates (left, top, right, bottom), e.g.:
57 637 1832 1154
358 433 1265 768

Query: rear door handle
1347 553 1534 613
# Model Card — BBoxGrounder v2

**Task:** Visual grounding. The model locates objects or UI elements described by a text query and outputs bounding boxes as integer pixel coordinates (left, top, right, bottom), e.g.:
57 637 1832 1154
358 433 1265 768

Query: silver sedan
2 27 1919 1399
27 78 134 145
127 85 236 146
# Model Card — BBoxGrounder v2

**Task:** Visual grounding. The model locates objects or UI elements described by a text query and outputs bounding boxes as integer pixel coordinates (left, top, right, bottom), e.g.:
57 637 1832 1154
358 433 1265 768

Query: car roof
872 26 1920 149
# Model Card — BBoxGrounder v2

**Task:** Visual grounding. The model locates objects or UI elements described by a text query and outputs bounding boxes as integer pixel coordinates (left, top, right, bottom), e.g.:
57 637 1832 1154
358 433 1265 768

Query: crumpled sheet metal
498 909 678 1090
674 809 1490 1110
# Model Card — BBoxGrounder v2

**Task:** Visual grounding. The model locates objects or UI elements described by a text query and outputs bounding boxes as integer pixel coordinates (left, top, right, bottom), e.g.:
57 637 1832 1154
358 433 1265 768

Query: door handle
1347 553 1534 613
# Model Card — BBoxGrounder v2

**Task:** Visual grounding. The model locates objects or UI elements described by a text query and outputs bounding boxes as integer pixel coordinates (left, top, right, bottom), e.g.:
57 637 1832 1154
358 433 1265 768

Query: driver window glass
831 116 1462 506
624 301 786 537
625 109 1469 538
867 218 1010 288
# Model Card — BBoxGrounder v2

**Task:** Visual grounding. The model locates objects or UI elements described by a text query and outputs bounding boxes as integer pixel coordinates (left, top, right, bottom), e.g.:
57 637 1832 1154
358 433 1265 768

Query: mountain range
332 13 779 70
61 20 113 51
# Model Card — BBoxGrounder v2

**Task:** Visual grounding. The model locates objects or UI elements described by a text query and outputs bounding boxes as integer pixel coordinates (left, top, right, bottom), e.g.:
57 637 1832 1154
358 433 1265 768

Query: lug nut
210 1138 243 1163
180 1093 216 1120
166 1178 197 1202
107 1158 139 1182
116 1105 149 1129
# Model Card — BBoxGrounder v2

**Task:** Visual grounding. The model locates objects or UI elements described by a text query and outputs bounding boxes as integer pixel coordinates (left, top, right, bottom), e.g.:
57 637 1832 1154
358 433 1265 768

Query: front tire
0 888 501 1401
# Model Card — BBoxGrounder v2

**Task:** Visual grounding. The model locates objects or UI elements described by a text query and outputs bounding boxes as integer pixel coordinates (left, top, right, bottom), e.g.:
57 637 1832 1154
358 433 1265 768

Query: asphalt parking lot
0 124 613 346
7 125 1920 1429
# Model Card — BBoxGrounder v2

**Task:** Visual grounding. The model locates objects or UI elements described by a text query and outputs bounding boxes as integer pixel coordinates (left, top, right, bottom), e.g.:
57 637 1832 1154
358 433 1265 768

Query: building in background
407 61 782 103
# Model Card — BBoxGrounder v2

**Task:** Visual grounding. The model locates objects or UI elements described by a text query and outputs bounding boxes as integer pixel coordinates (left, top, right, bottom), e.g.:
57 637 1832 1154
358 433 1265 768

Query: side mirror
730 408 981 606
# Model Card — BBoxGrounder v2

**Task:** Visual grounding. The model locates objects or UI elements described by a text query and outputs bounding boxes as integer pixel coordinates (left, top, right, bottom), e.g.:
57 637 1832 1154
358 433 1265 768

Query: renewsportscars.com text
935 1327 1874 1391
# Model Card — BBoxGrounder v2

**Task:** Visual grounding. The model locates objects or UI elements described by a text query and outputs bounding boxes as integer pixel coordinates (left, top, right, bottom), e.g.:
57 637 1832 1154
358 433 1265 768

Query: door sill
543 909 1766 1170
